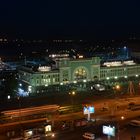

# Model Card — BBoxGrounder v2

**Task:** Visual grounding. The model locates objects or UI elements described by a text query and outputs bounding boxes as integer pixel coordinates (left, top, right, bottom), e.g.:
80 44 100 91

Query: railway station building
18 57 140 94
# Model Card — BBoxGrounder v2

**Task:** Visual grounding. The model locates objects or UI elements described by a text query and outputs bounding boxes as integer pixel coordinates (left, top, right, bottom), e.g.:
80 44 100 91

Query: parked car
100 107 109 111
93 84 105 91
83 132 95 140
129 120 140 127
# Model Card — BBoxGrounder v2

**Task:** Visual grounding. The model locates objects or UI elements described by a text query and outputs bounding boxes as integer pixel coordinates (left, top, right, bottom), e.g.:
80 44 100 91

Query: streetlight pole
17 96 23 136
69 91 76 115
69 91 76 130
17 96 21 123
117 122 120 140
117 116 124 140
69 91 75 109
113 84 120 97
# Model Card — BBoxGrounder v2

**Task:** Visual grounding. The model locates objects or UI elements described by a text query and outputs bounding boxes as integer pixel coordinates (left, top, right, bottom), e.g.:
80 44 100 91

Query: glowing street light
73 80 77 84
72 91 75 95
117 116 125 140
106 77 110 80
114 76 118 79
124 76 127 79
28 86 32 93
121 116 124 120
115 85 120 90
60 82 63 85
83 79 87 83
19 83 22 87
113 84 121 94
69 91 76 112
7 95 11 100
69 91 76 95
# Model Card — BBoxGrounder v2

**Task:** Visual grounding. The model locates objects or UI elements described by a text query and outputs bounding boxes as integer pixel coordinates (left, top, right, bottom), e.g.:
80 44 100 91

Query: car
45 132 55 138
25 135 41 140
83 132 95 140
100 107 109 111
93 84 105 91
129 120 140 127
128 102 135 107
127 102 135 109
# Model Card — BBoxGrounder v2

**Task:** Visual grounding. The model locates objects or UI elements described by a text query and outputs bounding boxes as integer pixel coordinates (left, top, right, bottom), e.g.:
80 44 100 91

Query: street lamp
121 116 124 120
19 83 22 87
69 91 76 130
115 85 120 90
113 84 121 95
69 91 76 111
71 91 75 95
117 116 125 140
7 95 11 100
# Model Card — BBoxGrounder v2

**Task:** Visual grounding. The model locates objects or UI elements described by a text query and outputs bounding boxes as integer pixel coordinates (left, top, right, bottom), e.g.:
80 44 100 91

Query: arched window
74 68 87 80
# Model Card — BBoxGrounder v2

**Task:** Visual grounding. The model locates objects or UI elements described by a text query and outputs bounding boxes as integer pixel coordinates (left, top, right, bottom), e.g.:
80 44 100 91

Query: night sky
0 0 140 39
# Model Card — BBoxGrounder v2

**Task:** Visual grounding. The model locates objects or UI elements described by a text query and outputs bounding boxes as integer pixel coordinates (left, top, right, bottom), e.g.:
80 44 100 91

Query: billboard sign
103 125 115 137
83 106 94 114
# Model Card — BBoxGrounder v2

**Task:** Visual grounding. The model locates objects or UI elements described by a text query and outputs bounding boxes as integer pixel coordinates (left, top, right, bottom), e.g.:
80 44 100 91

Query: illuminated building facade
18 57 140 93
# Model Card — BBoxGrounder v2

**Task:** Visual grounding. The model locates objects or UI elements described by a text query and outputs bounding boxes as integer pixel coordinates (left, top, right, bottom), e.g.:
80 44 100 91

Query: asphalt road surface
2 96 140 139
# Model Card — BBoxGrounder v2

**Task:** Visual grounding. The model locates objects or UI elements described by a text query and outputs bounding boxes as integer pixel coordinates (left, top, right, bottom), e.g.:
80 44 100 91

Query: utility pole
128 81 135 96
24 56 27 66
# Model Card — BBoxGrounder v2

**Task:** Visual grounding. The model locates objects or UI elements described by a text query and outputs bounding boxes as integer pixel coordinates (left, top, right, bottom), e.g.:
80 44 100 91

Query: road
1 96 140 139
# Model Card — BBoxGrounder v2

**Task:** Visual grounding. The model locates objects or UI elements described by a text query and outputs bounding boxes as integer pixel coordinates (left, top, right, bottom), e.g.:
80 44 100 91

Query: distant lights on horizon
0 38 8 42
123 46 127 49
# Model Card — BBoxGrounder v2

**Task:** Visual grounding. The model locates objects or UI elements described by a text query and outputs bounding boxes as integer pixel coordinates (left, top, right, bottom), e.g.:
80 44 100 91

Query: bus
2 104 60 117
129 120 140 127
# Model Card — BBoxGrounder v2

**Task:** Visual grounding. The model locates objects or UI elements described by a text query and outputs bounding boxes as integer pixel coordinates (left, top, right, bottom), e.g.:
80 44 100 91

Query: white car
93 84 105 91
83 132 95 140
